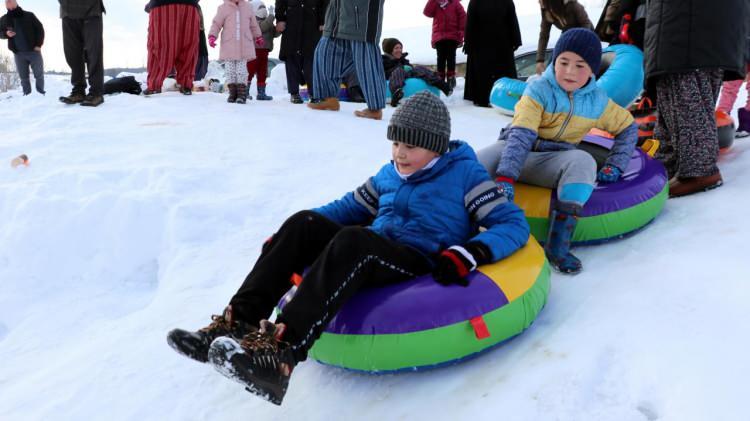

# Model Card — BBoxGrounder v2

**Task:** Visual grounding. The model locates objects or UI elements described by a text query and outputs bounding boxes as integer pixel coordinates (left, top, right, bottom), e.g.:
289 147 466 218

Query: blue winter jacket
313 141 530 263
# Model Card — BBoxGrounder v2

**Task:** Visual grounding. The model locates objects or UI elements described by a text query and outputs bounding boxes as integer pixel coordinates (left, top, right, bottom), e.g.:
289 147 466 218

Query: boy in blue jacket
167 92 530 405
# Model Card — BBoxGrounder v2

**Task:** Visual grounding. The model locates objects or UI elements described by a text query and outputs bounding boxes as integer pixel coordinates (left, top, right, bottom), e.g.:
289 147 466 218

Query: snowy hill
0 68 749 421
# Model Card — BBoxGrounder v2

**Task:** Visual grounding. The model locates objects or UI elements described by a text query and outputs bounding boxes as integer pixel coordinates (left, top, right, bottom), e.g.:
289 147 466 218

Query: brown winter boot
354 108 383 120
166 305 256 363
307 96 340 111
236 83 248 104
668 172 723 198
227 84 238 103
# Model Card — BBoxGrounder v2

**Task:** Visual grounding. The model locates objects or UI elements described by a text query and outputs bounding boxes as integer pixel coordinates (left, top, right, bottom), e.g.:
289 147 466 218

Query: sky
8 0 602 71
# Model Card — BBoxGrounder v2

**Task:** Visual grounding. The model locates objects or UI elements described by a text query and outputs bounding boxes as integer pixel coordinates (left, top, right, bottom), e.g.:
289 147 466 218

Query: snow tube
716 110 736 150
299 84 350 102
277 238 550 373
385 78 441 100
491 44 644 116
515 133 668 245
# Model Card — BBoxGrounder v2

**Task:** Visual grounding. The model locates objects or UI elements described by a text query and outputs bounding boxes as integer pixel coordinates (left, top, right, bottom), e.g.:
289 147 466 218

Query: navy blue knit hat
552 28 602 74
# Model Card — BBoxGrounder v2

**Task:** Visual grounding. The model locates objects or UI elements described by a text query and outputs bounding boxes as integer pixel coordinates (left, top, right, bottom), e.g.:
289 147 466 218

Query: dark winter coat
595 0 646 49
537 0 593 63
644 0 749 86
145 0 198 13
276 0 327 60
423 0 466 48
463 0 521 106
59 0 106 19
323 0 384 43
313 141 530 262
0 7 44 54
382 53 410 79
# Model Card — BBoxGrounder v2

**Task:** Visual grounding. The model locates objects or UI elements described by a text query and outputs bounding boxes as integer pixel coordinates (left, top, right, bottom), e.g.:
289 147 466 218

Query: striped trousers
313 36 386 110
147 4 200 91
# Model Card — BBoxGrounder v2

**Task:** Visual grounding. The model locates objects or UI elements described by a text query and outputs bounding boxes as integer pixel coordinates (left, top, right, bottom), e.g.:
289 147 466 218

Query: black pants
62 16 104 96
285 51 314 95
435 39 458 77
229 210 431 362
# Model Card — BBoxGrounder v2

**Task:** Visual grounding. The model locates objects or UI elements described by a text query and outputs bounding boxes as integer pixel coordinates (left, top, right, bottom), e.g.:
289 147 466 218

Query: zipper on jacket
235 9 240 40
355 5 360 30
553 92 575 141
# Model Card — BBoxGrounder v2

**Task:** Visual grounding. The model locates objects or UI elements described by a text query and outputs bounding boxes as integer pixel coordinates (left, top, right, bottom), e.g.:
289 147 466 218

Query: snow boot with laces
208 319 296 405
167 305 255 363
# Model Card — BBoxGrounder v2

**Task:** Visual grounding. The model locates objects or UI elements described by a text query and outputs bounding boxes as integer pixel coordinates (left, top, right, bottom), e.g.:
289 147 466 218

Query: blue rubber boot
545 208 582 274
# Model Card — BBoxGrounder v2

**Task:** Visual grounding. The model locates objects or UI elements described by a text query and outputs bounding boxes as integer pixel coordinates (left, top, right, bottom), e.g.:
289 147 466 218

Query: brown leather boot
307 97 340 111
668 172 723 198
354 108 383 120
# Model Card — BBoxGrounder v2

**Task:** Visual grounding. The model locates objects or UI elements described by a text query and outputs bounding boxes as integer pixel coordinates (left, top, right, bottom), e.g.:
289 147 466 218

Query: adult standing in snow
535 0 593 75
308 0 387 120
644 0 748 197
194 3 209 82
275 0 327 104
423 0 466 91
58 0 106 107
463 0 521 108
0 0 45 96
144 0 201 96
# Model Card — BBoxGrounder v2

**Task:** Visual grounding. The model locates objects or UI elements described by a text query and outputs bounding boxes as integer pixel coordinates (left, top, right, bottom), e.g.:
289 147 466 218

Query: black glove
432 242 491 287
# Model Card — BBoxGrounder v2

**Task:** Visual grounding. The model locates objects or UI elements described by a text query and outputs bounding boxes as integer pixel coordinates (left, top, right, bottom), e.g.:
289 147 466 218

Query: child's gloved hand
495 176 515 202
255 36 264 47
432 243 489 287
208 35 217 48
597 164 622 183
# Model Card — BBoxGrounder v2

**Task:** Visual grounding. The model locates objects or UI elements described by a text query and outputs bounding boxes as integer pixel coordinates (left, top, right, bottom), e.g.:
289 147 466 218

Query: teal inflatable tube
490 44 644 116
385 78 441 100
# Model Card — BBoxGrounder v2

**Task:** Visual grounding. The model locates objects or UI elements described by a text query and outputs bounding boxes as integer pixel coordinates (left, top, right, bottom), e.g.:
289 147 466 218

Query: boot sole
166 330 209 363
669 180 723 198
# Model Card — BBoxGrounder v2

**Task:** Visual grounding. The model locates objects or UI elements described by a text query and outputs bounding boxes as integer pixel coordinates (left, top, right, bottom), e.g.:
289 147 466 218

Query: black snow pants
229 210 432 362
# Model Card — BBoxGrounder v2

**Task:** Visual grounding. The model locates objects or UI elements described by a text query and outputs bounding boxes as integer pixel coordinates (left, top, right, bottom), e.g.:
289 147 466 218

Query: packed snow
1 39 749 421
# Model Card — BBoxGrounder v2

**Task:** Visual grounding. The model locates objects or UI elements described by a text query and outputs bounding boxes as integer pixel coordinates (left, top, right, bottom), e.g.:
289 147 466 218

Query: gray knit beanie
387 92 451 154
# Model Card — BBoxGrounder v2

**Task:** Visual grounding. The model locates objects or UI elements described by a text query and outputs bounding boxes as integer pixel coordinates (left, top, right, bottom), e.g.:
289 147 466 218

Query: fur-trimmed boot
236 83 248 104
227 84 238 103
544 208 582 274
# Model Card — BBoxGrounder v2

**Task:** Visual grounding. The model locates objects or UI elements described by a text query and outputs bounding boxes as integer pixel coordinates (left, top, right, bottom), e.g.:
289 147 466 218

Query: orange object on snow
10 154 29 168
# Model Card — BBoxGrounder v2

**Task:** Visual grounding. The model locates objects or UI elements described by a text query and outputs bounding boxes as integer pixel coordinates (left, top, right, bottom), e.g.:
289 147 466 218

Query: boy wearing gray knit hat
167 91 529 405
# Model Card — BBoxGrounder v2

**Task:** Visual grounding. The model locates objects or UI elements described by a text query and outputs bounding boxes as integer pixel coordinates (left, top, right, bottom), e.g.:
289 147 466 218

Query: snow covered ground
0 66 749 421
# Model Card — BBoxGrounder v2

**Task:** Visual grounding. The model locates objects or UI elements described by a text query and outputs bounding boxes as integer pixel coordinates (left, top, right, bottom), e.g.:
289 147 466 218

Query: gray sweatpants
477 141 597 211
14 51 44 95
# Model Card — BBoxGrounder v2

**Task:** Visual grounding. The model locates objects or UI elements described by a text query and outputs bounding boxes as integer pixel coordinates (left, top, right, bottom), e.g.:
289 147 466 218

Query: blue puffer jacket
314 141 530 263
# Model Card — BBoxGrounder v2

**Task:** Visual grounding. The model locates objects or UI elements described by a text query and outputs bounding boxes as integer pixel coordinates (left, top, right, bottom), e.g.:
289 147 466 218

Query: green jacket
323 0 384 43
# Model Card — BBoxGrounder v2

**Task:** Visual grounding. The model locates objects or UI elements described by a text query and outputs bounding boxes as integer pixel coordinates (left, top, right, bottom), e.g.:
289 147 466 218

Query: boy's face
554 51 593 93
392 142 439 175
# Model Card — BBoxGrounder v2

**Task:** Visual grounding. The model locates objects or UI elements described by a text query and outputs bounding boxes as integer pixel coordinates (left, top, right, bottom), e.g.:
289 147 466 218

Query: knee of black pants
327 226 371 255
281 210 324 229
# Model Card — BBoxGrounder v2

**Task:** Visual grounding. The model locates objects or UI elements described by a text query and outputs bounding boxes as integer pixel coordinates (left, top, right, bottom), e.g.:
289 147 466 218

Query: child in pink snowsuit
208 0 263 104
717 36 750 137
